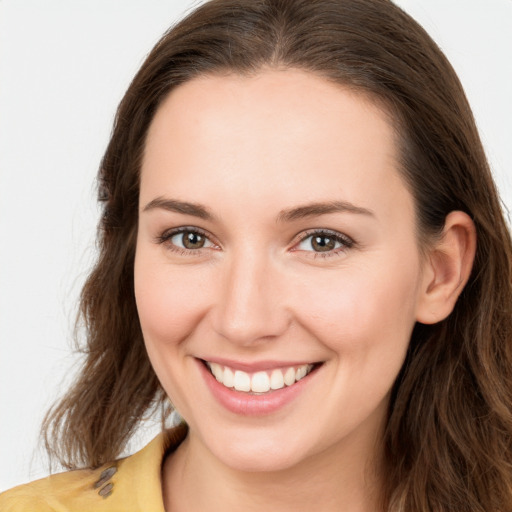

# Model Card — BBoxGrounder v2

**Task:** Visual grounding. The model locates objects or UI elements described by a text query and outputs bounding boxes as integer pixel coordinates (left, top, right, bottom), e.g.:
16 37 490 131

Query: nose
211 251 290 346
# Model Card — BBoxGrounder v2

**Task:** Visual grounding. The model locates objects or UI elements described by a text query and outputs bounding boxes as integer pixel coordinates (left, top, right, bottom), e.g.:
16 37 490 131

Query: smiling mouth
203 361 319 394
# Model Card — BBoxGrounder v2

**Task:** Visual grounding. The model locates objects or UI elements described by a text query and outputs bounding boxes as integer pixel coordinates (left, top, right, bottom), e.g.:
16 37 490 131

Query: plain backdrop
1 0 511 492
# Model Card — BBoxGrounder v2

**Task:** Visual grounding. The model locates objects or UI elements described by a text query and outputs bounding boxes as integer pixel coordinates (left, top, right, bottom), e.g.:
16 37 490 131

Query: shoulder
0 424 187 512
0 465 100 512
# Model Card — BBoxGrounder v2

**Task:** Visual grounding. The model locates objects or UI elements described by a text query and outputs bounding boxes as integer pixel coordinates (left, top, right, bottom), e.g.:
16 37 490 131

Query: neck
162 426 385 512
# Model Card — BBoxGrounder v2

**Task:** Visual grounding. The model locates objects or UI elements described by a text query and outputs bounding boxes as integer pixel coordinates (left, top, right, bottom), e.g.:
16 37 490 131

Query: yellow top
0 425 187 512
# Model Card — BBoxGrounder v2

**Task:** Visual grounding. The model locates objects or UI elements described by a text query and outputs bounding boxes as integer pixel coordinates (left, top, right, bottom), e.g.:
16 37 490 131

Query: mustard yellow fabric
0 425 187 511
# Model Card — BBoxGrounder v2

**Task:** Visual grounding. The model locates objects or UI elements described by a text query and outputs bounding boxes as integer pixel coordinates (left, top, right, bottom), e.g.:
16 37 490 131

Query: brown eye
296 230 354 256
161 228 215 252
311 235 336 252
182 231 206 249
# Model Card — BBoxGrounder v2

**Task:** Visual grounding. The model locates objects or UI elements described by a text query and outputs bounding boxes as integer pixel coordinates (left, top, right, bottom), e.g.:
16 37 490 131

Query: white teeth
233 370 251 392
210 362 223 382
296 365 307 381
223 367 235 388
284 367 296 386
251 371 271 393
270 369 285 390
206 362 314 394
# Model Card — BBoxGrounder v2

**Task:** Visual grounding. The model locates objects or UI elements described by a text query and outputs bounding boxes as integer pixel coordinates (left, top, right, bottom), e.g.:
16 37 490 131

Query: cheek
294 256 421 356
134 248 213 412
134 249 211 347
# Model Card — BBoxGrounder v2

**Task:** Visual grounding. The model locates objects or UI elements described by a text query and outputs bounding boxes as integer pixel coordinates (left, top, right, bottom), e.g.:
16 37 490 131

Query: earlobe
416 211 477 325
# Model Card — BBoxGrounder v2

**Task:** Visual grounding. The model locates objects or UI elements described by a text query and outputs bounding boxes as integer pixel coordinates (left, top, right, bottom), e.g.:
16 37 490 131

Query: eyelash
293 229 355 258
155 227 355 259
156 226 217 257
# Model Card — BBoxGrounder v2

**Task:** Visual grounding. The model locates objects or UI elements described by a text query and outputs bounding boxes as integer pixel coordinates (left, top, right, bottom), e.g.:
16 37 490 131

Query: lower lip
198 360 318 416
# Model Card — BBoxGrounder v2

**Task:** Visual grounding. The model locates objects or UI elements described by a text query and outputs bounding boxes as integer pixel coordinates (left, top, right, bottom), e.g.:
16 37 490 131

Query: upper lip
199 357 320 372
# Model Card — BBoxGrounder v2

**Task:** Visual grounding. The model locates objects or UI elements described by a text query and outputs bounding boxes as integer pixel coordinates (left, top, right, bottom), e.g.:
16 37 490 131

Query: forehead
140 69 411 225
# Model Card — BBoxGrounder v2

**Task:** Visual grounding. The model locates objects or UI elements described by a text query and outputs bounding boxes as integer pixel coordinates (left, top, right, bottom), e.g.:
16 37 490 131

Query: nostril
211 305 292 346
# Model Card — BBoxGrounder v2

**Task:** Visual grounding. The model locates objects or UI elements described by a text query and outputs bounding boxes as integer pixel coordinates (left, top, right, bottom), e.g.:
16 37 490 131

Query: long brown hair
43 0 512 510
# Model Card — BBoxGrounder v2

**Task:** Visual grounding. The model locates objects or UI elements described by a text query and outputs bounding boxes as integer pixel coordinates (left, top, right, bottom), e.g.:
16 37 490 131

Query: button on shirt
0 424 188 512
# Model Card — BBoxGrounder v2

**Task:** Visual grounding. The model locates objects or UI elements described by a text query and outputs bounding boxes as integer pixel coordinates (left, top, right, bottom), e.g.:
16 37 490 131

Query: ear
415 211 476 325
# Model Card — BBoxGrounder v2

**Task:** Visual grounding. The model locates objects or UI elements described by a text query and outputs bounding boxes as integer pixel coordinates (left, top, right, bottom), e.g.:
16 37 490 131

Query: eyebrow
277 201 374 222
142 197 215 220
142 197 374 222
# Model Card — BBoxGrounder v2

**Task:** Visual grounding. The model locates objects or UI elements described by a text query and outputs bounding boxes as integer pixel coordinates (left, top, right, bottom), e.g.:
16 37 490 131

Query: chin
214 443 304 473
198 424 311 473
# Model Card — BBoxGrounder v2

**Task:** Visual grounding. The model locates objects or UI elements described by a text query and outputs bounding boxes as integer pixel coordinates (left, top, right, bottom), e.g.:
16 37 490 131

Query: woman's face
135 69 429 472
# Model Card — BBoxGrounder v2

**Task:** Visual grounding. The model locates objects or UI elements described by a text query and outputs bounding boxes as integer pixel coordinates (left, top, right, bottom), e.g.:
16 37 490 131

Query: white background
1 0 511 492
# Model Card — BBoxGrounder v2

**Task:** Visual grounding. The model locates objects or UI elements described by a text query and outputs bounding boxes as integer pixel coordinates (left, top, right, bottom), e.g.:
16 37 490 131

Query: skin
134 69 476 512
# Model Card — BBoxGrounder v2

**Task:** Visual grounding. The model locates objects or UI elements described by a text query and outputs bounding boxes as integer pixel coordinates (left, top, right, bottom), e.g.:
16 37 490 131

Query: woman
2 0 511 510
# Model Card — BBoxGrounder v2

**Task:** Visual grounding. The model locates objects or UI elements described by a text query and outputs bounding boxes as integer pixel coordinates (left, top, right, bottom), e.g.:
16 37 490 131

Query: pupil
183 232 205 249
312 236 335 252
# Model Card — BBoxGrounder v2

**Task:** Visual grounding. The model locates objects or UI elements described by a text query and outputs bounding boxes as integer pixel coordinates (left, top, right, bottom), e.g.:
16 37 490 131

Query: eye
171 230 209 250
295 230 354 256
157 227 216 252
